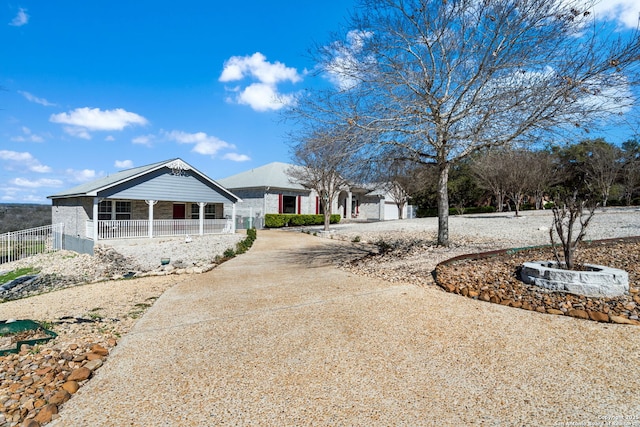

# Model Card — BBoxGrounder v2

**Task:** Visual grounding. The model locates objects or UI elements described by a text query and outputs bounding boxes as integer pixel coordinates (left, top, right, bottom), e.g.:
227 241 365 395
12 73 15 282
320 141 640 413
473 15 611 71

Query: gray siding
98 168 235 203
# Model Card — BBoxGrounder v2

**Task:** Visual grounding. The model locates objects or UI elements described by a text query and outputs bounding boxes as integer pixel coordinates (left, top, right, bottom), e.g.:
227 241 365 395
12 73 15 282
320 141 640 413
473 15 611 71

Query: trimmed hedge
265 214 341 228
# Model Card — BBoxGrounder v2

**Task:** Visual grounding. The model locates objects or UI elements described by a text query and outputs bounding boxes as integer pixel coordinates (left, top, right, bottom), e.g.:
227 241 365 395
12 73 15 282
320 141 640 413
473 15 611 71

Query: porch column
145 200 158 238
92 197 100 241
232 203 237 233
198 202 206 236
346 191 353 219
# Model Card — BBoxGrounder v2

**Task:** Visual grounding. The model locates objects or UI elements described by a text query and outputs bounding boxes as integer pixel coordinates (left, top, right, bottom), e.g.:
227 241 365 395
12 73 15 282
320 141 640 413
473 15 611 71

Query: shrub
265 214 288 228
235 228 257 254
223 248 235 258
264 214 341 228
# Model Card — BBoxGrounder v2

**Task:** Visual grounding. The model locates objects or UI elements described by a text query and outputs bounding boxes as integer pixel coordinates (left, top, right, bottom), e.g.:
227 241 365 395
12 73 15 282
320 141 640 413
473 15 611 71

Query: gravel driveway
49 216 640 426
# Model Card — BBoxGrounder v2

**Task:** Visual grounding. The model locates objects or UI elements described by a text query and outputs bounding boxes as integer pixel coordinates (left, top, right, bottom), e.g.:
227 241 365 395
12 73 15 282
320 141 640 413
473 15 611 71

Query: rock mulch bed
434 239 640 325
0 339 115 426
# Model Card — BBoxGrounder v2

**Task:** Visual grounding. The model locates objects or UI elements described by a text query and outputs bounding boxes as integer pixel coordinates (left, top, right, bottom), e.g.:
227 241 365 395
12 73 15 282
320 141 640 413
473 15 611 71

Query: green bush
264 214 341 228
221 228 257 258
235 228 257 254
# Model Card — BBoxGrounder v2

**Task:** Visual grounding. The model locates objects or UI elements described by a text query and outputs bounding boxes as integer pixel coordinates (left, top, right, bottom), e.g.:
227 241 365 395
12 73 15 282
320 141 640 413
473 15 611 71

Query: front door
173 204 186 235
173 204 186 219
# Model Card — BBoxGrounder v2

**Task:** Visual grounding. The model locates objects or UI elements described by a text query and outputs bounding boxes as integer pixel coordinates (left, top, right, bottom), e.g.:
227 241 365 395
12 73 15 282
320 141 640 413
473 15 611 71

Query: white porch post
92 197 100 241
232 203 237 233
145 200 157 238
346 191 353 219
198 202 206 236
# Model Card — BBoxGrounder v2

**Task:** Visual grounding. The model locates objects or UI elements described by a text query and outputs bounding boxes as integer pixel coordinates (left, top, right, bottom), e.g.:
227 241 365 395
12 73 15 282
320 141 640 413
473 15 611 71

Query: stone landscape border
433 236 640 325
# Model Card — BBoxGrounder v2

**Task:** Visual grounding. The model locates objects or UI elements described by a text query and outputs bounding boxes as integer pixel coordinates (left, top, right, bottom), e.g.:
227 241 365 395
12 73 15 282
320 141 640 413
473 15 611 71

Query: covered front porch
86 199 236 240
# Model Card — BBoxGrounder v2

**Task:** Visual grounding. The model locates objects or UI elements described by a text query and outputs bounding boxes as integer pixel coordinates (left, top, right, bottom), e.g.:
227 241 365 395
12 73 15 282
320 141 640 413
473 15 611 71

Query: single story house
216 162 406 226
48 158 240 252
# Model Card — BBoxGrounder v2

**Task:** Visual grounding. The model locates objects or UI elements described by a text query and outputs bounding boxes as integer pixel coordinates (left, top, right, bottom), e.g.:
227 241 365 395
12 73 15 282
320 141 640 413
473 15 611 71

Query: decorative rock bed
434 238 640 325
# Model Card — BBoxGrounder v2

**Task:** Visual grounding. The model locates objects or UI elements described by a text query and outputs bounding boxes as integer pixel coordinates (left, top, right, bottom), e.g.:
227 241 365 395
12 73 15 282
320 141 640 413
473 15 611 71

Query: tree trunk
322 198 331 231
495 190 504 212
437 162 450 246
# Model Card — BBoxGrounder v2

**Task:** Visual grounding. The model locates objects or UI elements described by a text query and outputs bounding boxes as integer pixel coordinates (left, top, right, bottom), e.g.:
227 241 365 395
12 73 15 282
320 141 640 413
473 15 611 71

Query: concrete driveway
51 230 640 426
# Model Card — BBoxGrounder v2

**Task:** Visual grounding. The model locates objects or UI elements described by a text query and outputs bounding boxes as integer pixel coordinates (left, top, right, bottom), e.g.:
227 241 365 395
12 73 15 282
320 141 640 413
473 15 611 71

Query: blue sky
1 1 355 203
1 1 639 204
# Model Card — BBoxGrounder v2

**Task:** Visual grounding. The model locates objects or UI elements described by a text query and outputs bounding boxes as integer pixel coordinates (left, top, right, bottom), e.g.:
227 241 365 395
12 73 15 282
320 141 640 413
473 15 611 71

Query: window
98 201 112 220
115 201 131 220
191 204 218 219
98 200 131 220
282 195 296 214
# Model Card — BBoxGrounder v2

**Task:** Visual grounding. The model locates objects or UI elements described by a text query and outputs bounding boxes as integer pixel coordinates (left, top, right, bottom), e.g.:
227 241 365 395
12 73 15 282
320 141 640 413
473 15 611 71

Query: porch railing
86 219 233 240
0 223 65 265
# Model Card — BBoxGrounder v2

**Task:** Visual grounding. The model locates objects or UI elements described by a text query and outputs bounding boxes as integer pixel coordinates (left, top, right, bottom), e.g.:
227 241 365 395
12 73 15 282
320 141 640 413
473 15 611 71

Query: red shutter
278 194 283 214
297 195 302 214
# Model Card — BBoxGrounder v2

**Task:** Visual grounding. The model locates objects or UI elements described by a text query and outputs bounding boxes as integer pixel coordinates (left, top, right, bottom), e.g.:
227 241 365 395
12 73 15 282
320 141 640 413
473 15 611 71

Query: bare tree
528 150 561 210
550 191 597 270
581 139 624 207
296 0 640 246
373 157 412 219
288 125 363 231
470 149 508 212
556 138 625 206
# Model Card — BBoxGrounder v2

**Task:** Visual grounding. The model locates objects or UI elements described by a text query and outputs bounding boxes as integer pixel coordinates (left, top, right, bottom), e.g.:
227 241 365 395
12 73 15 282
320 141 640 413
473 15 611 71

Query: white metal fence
0 223 64 265
234 208 263 229
86 219 233 240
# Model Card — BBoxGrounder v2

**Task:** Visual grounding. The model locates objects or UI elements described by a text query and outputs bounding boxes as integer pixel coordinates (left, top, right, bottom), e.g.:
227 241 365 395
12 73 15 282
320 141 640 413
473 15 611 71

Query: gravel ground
328 207 640 287
1 208 639 426
99 233 244 272
46 227 640 426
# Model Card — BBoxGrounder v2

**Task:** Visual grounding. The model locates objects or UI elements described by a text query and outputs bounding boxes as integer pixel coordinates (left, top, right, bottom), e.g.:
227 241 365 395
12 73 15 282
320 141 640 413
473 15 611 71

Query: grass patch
0 267 40 285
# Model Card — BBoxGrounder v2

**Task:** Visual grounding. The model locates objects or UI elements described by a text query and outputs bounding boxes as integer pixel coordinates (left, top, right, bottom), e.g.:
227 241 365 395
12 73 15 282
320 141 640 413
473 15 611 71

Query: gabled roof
217 162 307 191
48 158 240 202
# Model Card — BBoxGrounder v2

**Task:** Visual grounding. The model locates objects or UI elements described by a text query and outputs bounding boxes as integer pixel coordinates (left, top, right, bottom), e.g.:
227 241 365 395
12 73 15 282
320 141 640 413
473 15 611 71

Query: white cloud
0 150 32 162
219 52 302 111
235 83 297 112
590 0 640 29
132 134 155 146
10 177 63 188
10 127 45 143
324 30 374 90
220 52 302 85
50 107 148 139
63 126 92 140
18 91 57 107
0 150 51 173
105 135 115 141
164 130 234 157
115 160 133 169
9 8 28 27
66 168 99 183
222 153 251 162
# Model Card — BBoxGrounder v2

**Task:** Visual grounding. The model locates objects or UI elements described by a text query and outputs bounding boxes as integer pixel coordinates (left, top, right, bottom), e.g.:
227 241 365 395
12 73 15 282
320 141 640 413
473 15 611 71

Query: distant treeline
0 204 51 234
